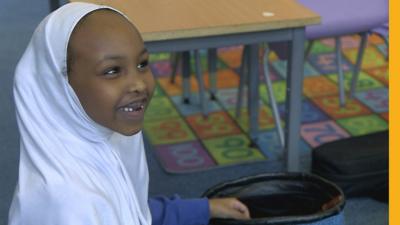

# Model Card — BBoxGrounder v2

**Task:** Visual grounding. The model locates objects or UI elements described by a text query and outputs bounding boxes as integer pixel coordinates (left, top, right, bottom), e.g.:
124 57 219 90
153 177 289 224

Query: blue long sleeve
148 195 210 225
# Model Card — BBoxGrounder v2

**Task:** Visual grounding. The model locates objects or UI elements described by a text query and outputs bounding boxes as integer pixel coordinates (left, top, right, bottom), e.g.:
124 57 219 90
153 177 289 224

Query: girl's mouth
117 99 147 120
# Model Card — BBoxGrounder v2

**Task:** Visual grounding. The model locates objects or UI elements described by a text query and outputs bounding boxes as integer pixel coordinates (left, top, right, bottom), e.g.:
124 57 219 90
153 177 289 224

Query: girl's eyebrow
98 48 149 64
96 55 123 67
101 55 124 61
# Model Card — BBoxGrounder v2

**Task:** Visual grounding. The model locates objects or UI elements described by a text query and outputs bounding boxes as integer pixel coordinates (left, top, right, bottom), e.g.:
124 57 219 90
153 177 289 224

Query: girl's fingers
209 198 251 219
232 199 251 219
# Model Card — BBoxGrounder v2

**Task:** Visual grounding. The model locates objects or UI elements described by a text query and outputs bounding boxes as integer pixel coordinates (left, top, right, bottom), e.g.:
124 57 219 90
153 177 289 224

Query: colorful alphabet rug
144 34 388 173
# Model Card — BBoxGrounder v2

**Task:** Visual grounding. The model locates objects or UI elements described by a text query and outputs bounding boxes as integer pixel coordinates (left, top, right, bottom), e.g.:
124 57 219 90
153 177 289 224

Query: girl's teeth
121 105 144 112
123 107 133 112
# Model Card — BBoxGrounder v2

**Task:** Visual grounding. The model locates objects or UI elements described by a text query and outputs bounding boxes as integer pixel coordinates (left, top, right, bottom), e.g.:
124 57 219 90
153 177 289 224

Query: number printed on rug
145 97 180 121
186 111 241 139
337 115 388 136
311 95 371 119
301 121 350 147
355 89 388 113
203 134 266 165
154 141 216 173
144 118 196 145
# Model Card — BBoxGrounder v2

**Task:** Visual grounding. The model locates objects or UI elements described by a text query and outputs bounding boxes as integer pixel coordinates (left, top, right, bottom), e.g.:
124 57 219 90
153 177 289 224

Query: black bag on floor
312 130 388 202
203 173 345 225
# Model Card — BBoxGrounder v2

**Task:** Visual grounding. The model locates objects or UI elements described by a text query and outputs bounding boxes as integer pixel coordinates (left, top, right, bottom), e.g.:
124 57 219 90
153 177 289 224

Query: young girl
9 2 250 225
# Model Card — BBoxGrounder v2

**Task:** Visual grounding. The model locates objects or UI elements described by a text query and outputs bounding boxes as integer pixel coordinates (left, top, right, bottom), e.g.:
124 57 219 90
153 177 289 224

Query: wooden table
72 0 320 172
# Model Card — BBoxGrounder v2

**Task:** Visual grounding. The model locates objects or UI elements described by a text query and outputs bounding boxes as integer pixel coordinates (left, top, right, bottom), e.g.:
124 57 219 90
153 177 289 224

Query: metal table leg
248 44 260 144
236 45 249 118
194 50 208 116
182 51 191 104
285 28 305 172
208 48 218 100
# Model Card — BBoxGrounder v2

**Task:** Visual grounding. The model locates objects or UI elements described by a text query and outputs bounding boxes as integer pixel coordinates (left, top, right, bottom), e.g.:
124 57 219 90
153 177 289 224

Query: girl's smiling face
67 10 155 136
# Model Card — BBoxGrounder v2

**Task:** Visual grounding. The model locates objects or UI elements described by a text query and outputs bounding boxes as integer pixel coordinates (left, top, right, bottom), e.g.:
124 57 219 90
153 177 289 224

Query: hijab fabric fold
9 3 151 225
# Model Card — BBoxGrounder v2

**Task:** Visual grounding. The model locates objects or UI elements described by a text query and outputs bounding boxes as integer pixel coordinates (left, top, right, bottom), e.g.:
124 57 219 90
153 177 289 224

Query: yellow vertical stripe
389 0 398 223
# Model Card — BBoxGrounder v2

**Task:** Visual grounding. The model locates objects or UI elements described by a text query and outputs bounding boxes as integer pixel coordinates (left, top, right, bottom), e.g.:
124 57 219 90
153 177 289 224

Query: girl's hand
209 197 251 220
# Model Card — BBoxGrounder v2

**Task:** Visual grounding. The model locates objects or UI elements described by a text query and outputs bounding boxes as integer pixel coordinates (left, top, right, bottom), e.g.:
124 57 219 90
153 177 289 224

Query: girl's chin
116 126 143 136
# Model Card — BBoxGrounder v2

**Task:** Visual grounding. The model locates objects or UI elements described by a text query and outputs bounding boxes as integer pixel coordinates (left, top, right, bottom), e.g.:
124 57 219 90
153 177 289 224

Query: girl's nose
126 72 146 94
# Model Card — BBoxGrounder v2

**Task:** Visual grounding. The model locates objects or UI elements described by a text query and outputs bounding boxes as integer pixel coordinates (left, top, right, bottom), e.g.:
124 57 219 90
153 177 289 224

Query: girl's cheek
146 78 156 96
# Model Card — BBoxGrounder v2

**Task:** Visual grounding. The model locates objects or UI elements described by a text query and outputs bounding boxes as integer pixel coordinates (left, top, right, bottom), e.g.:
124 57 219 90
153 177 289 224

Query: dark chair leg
207 48 218 100
304 40 314 58
335 37 346 107
170 52 181 84
349 32 368 98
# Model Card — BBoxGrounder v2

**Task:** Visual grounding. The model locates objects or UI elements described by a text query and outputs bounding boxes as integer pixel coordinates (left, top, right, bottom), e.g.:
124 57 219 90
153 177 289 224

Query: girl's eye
103 67 120 77
137 60 149 70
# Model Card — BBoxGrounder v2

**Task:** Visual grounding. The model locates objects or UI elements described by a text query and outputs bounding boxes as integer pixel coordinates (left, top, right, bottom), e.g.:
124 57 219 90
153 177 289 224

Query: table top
71 0 320 41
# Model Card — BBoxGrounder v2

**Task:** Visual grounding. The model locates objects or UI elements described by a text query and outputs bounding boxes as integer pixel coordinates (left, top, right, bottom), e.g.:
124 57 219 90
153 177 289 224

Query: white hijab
9 2 151 225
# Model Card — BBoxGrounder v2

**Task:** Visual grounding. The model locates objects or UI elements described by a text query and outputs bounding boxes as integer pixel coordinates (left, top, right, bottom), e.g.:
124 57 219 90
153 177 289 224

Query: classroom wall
0 0 53 223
